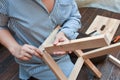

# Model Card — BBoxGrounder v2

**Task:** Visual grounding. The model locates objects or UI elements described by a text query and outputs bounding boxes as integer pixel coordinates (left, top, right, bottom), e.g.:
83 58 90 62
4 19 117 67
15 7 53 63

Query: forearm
61 5 81 39
60 1 81 40
0 29 20 53
0 29 42 60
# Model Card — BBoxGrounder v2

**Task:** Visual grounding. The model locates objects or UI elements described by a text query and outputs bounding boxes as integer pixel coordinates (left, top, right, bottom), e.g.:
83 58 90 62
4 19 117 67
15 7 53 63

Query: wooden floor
0 7 120 80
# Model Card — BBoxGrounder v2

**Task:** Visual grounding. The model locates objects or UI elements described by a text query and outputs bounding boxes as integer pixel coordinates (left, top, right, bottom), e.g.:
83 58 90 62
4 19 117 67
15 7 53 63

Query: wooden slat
42 51 67 80
45 35 108 53
68 57 84 80
83 42 120 59
39 26 68 80
84 59 102 78
108 55 120 68
39 26 61 51
74 50 102 78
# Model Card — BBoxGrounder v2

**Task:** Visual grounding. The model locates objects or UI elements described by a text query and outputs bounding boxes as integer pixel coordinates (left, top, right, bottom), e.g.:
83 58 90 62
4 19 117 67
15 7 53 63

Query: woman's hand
10 44 42 61
53 32 71 55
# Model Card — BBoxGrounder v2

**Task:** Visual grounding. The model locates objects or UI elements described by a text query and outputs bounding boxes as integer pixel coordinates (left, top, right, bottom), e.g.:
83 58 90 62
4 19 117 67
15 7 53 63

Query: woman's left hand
53 32 71 55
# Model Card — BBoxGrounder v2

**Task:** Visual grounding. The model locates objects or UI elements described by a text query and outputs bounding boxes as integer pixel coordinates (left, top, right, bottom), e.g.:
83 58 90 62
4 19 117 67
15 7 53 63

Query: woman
0 0 81 80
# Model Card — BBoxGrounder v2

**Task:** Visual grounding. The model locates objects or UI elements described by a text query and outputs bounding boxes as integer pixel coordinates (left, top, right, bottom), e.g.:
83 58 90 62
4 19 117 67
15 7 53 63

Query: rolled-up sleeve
0 0 9 29
60 1 81 40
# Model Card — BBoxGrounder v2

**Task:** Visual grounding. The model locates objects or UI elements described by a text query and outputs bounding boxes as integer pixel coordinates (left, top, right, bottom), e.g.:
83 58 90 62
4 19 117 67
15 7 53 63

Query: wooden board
42 51 67 80
74 50 102 78
45 35 108 53
83 42 120 59
39 26 68 80
86 15 120 44
68 57 84 80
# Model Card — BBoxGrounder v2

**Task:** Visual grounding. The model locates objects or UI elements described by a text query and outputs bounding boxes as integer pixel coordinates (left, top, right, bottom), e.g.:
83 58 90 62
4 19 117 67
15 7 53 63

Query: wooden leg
39 26 68 80
84 59 102 78
75 50 102 78
42 51 68 80
68 57 84 80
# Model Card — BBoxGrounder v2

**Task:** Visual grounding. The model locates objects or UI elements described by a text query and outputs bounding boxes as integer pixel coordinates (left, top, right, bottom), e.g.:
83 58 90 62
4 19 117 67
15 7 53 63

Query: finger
17 53 32 61
68 51 72 54
34 49 42 58
53 38 59 45
23 45 42 58
27 45 37 50
22 44 37 55
54 37 65 45
28 45 42 57
59 38 65 42
22 47 35 55
23 52 33 58
25 48 42 58
20 56 31 61
25 45 38 52
53 51 66 55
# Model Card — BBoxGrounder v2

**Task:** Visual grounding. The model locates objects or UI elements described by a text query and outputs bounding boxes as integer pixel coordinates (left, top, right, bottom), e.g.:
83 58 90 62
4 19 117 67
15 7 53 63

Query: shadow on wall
76 0 120 13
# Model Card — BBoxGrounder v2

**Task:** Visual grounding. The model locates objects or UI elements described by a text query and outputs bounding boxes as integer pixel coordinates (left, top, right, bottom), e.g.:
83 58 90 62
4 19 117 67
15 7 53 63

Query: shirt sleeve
0 0 9 29
60 1 82 40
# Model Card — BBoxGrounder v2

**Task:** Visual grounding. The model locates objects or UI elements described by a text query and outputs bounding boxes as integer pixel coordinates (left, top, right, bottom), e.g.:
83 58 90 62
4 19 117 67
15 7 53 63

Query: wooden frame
38 15 120 80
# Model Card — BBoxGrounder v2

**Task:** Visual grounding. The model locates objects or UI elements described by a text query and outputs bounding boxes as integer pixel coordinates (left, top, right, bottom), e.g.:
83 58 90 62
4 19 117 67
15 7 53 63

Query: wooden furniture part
85 15 120 68
39 15 120 80
39 26 85 80
45 34 108 53
86 15 120 44
39 26 68 80
108 55 120 68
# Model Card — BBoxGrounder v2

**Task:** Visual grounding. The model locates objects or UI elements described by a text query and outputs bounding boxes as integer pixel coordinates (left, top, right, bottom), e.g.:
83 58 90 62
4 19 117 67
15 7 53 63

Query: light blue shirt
0 0 81 79
0 0 81 46
0 0 82 63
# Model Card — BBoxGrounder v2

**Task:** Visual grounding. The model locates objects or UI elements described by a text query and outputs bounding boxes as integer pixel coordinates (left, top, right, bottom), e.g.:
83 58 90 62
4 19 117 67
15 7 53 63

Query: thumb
53 38 59 46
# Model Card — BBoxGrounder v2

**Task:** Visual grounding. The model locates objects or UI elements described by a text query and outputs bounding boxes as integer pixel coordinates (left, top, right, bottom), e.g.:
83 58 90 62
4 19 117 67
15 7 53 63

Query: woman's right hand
10 44 42 61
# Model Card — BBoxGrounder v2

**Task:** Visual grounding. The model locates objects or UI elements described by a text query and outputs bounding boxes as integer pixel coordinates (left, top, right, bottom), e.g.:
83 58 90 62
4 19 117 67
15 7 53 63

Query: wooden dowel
108 55 120 68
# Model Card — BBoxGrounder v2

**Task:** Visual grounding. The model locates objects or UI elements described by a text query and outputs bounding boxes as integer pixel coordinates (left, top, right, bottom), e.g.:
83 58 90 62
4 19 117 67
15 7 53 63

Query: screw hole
100 25 106 31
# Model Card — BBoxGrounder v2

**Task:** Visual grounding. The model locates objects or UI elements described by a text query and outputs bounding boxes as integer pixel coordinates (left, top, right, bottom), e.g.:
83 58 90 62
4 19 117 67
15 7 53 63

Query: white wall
76 0 120 13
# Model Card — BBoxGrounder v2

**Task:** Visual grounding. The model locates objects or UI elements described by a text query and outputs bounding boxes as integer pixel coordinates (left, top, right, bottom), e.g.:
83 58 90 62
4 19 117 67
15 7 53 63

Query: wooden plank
83 42 120 59
84 59 102 78
39 26 61 51
39 26 68 80
74 50 102 78
68 57 84 80
45 35 108 53
42 51 67 80
86 15 120 44
108 55 120 68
